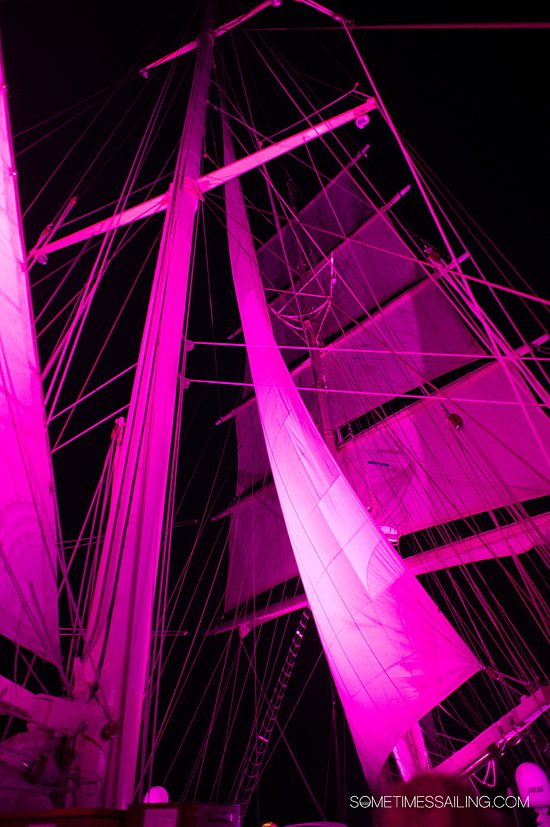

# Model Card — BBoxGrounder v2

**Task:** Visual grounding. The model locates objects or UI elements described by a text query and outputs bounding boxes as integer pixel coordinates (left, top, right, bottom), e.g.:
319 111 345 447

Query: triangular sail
225 172 550 610
0 55 60 663
223 124 480 781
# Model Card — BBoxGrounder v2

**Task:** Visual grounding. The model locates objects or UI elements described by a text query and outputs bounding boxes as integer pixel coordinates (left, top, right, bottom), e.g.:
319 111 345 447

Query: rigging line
37 287 83 340
329 242 548 421
445 268 549 307
189 339 550 361
75 62 182 203
235 610 312 811
339 19 504 350
211 80 360 145
13 82 120 139
145 402 236 700
436 264 550 458
57 519 197 549
342 31 475 334
142 539 230 779
184 640 240 800
339 23 549 409
144 332 192 796
238 642 326 819
0 649 47 742
227 31 384 242
210 641 248 800
248 26 404 253
51 403 129 453
229 41 311 342
47 363 137 423
43 69 173 416
31 251 86 288
190 604 286 804
188 376 549 409
420 206 550 411
214 585 302 801
67 442 116 674
22 71 138 218
244 22 550 31
35 238 93 326
246 24 518 364
228 584 305 802
39 74 173 395
406 140 548 310
151 427 236 686
40 215 151 363
410 169 545 359
16 94 118 157
408 182 549 395
48 213 161 446
160 623 232 796
58 173 172 229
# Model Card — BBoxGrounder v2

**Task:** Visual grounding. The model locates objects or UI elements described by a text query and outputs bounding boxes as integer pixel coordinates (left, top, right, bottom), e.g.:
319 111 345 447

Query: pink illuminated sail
223 127 480 781
405 512 550 575
0 56 60 663
226 347 550 610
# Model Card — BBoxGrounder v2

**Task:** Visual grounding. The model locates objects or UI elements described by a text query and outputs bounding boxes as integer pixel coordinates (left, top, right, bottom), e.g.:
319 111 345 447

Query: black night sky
0 0 548 823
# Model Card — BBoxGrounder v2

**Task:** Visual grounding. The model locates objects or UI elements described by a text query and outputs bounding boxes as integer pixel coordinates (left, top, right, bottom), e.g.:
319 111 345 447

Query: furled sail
223 126 481 781
0 56 60 663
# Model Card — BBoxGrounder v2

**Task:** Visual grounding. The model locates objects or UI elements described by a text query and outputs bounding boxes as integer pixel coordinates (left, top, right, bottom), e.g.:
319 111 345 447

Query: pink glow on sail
225 357 550 608
406 512 550 575
341 361 550 536
223 127 480 781
0 56 60 662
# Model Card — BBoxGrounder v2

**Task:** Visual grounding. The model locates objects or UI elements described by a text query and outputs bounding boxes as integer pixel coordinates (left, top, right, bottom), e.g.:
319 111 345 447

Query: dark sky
2 1 548 291
0 0 548 819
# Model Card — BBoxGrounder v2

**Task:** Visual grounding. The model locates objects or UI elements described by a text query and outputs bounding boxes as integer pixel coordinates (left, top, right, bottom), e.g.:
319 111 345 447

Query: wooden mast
76 8 214 808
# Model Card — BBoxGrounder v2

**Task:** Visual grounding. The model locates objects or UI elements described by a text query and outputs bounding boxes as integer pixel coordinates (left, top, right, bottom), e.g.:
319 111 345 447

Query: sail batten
0 56 60 663
224 121 480 781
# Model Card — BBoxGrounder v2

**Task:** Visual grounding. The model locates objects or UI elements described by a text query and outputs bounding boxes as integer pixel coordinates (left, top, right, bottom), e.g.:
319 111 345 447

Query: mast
77 10 214 808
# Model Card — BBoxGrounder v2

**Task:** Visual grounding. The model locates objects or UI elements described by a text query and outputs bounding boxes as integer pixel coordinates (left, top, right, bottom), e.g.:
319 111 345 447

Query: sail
0 56 60 663
406 511 550 575
340 360 550 535
224 160 549 609
226 168 490 607
226 356 550 607
224 126 480 781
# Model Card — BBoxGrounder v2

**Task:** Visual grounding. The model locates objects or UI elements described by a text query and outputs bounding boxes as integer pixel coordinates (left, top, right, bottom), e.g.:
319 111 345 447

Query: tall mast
78 10 214 808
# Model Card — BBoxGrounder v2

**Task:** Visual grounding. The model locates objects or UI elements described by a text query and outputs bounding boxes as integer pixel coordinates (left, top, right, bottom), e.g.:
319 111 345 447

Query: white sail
341 359 550 534
0 55 60 663
406 511 550 575
223 124 480 781
226 342 549 610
